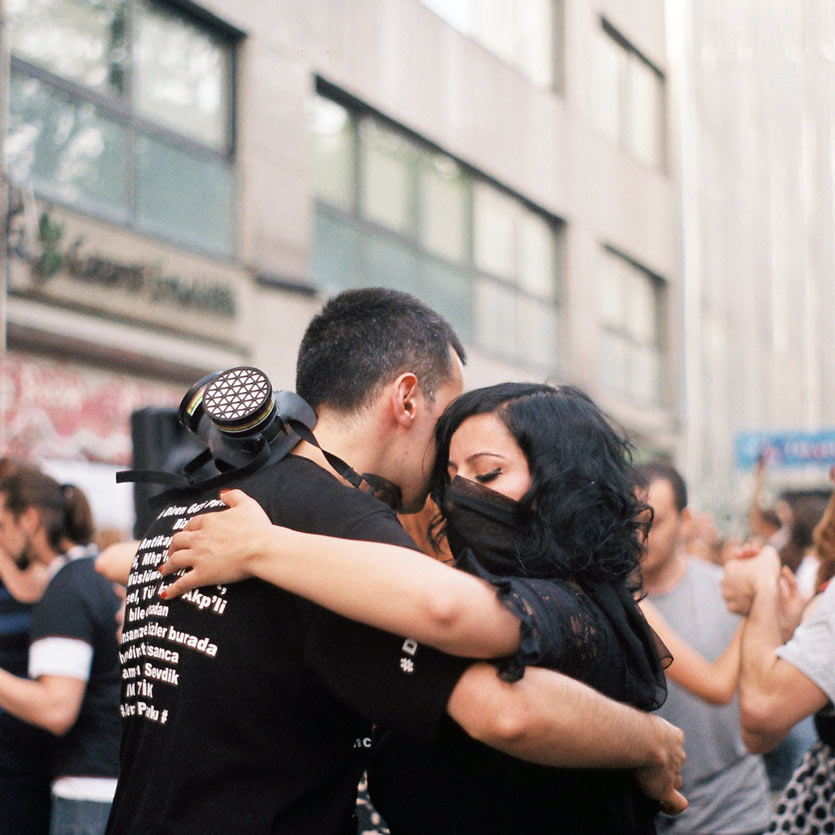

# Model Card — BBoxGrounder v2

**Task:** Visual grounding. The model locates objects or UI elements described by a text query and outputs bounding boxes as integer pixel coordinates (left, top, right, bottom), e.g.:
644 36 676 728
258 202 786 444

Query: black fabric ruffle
457 546 670 711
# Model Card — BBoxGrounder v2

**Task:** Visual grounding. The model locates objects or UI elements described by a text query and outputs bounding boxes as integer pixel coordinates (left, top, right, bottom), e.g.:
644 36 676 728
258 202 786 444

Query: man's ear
680 507 693 525
390 372 420 427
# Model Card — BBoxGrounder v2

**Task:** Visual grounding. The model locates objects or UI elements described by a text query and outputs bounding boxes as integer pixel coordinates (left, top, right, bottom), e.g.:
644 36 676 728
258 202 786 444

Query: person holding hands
722 469 835 834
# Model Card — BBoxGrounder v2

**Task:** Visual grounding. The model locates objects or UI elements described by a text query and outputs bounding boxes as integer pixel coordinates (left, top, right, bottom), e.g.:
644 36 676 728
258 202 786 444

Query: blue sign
735 430 835 470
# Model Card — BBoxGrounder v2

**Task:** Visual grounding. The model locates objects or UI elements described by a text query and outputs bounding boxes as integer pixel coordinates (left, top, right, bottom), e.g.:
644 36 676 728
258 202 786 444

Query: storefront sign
7 204 244 340
31 211 236 317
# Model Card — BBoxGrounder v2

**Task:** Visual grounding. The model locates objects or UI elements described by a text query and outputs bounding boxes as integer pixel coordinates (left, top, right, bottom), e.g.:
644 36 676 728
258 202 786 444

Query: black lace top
369 478 669 835
460 548 669 712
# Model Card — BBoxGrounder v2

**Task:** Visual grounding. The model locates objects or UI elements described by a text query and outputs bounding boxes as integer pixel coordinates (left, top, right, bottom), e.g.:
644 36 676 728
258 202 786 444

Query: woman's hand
160 490 272 599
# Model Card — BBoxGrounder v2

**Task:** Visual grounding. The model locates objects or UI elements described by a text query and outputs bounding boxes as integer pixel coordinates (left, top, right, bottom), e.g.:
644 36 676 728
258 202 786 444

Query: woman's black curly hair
430 382 651 589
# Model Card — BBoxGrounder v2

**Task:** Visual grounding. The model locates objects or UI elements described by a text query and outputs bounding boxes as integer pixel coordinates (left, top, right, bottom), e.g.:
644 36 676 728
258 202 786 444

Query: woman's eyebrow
448 451 506 470
465 451 506 463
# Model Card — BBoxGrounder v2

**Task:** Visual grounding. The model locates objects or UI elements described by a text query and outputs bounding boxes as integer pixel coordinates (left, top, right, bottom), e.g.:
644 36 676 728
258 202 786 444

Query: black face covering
442 474 671 712
442 476 531 575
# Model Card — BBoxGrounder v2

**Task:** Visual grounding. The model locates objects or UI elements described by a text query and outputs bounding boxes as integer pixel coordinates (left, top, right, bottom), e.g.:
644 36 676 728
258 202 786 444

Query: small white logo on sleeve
400 638 418 674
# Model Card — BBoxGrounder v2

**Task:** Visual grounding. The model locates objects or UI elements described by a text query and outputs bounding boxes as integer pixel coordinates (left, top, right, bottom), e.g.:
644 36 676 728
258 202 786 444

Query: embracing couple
105 287 686 835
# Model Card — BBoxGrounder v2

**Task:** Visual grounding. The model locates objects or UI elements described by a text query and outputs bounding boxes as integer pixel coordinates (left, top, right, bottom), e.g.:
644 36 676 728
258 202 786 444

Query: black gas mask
177 366 314 473
119 366 403 512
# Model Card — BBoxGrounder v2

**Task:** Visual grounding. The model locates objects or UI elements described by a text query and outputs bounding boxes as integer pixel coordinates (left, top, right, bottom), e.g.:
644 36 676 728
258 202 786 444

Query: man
0 468 121 835
635 461 769 835
107 288 686 834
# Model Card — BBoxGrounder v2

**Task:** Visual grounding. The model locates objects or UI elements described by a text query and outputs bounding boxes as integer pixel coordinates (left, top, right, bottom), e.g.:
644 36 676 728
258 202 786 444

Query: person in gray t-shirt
636 462 770 835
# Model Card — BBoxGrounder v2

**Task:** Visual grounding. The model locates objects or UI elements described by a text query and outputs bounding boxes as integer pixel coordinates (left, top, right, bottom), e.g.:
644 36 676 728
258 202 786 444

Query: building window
420 0 563 91
6 0 237 258
591 19 666 169
599 248 665 405
310 89 562 373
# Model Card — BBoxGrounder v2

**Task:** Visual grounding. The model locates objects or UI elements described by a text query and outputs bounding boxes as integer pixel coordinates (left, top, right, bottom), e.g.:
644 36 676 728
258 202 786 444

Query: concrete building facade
2 0 680 533
668 0 835 525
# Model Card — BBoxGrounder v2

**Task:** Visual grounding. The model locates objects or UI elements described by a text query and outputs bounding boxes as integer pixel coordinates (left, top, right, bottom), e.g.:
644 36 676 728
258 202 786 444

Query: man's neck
291 410 386 487
643 549 688 596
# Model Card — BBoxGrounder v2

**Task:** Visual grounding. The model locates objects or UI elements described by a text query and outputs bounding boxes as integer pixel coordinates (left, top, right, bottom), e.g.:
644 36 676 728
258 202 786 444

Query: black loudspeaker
128 407 209 539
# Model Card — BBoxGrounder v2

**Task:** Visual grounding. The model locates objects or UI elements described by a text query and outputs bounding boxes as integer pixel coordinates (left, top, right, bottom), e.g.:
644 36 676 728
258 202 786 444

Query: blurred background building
668 0 835 525
0 0 832 536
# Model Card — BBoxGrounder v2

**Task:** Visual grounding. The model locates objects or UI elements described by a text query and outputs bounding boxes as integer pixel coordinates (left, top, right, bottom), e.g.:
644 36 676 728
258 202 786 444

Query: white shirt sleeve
29 636 94 682
776 580 835 704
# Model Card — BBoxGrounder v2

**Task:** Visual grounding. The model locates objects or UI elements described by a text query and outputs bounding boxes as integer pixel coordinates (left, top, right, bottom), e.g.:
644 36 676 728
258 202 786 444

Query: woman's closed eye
475 468 502 484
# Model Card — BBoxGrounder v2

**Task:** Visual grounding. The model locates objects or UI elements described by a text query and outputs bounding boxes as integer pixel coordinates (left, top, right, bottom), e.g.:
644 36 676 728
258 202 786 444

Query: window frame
419 0 565 94
7 0 241 260
597 17 667 171
599 245 667 405
312 81 564 372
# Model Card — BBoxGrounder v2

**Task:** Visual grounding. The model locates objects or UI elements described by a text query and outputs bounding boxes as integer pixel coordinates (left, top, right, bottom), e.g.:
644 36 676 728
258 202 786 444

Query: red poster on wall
1 351 183 466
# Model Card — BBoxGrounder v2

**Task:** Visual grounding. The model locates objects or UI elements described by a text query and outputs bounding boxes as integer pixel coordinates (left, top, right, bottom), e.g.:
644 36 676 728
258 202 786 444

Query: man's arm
0 669 85 735
95 540 138 586
730 551 829 753
446 662 687 813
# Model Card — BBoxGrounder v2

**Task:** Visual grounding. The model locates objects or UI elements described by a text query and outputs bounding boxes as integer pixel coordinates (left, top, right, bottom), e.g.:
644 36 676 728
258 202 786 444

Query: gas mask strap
286 419 403 512
116 448 216 492
118 438 275 511
116 446 216 490
116 467 191 491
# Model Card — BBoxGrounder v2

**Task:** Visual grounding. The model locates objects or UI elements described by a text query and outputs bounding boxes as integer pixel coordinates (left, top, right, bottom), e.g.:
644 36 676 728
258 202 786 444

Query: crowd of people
1 287 833 834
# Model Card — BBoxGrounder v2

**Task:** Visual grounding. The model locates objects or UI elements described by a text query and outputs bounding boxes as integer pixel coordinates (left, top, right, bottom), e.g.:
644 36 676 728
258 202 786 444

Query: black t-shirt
107 456 469 835
29 554 121 781
0 582 53 776
368 576 660 835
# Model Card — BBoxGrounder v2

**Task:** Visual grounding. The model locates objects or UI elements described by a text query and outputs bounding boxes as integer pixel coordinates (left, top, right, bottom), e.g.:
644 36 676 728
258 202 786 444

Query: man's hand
160 489 272 598
633 715 688 815
721 546 780 615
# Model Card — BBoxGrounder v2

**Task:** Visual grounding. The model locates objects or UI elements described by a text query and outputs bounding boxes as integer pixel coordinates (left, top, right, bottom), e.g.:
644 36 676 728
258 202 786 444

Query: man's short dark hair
296 288 466 412
634 460 688 513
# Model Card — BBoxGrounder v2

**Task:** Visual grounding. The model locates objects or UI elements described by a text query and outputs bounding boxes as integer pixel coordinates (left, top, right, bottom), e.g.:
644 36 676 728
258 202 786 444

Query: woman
162 382 672 833
0 467 121 835
762 467 835 834
0 459 53 835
